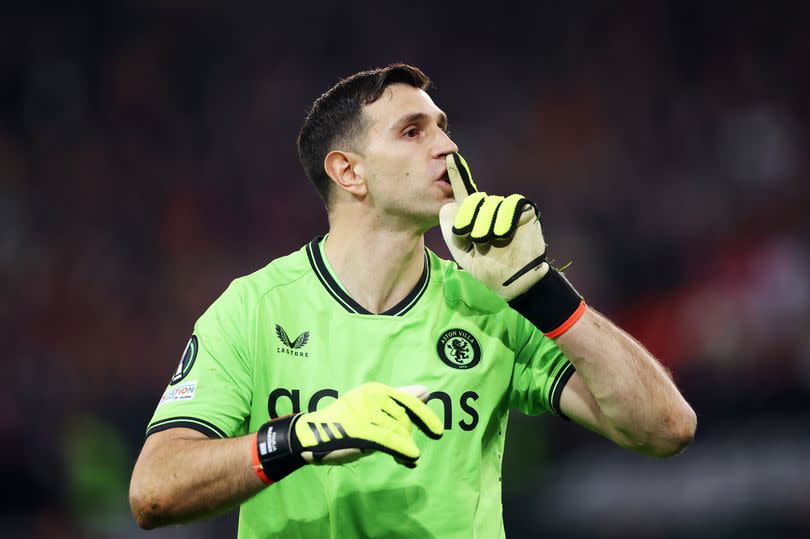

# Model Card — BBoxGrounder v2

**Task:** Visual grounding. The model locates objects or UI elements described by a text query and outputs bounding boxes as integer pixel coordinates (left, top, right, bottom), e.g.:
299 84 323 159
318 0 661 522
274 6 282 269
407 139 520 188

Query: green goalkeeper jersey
147 236 575 539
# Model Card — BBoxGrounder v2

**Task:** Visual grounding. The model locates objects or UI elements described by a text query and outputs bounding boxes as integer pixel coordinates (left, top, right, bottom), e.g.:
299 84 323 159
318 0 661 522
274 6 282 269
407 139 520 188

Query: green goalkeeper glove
439 152 586 337
439 152 549 301
252 382 444 483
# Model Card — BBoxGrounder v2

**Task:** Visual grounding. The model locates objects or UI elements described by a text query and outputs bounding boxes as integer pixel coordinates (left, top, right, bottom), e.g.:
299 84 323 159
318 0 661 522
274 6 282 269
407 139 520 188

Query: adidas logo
304 421 348 463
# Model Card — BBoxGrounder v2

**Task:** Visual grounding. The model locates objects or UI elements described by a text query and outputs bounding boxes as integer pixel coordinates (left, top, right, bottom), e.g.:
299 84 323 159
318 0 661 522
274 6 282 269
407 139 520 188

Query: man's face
356 83 458 230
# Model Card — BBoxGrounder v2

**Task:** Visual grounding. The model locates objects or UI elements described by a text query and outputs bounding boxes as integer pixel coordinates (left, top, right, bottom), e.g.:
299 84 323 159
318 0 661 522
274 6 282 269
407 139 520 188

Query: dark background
2 1 809 537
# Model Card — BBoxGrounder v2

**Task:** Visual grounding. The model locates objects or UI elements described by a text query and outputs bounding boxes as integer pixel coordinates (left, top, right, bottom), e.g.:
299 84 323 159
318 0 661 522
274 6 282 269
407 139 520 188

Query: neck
324 213 426 315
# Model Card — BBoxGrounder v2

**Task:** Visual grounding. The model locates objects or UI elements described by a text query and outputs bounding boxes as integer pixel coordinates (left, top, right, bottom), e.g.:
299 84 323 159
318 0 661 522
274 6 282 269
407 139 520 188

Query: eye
404 127 420 139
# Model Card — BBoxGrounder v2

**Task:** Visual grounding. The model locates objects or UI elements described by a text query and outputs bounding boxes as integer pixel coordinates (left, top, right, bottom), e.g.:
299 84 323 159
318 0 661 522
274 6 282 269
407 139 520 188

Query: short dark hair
297 63 431 209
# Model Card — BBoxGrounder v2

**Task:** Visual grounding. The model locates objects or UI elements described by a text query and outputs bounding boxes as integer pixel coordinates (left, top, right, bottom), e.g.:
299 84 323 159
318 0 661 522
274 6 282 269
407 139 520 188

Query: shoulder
216 241 314 311
427 249 511 317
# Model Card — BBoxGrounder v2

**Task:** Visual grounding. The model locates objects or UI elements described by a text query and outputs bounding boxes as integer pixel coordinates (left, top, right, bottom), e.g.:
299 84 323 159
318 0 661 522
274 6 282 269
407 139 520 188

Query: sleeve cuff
145 416 227 439
549 361 577 419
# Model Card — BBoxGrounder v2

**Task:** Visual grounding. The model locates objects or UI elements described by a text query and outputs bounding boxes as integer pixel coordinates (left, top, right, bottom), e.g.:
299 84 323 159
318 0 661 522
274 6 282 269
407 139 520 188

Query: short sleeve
508 311 576 417
146 279 254 439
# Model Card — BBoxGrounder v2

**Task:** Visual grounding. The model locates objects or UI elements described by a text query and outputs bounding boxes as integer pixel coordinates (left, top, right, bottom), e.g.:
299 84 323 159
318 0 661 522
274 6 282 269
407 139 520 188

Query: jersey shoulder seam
232 250 314 318
240 269 312 319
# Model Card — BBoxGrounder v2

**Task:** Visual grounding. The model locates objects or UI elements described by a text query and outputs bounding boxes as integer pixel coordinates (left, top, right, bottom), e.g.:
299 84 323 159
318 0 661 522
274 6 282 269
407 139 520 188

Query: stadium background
2 1 809 537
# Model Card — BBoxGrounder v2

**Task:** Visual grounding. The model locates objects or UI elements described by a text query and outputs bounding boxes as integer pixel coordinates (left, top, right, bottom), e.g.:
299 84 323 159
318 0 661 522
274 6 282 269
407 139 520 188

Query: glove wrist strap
509 268 586 337
253 414 307 483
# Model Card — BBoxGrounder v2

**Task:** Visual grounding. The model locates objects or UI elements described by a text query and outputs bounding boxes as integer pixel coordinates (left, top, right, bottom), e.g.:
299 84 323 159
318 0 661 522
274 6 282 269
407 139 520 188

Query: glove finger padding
452 193 538 244
493 195 537 239
303 417 418 466
254 383 445 481
450 192 487 236
292 382 442 468
367 409 420 456
379 393 412 430
468 195 503 242
440 152 550 300
387 387 444 440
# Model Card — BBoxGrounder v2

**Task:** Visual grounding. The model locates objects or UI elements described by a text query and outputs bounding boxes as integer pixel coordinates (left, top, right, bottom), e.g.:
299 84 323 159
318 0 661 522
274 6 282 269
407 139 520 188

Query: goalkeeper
130 64 696 537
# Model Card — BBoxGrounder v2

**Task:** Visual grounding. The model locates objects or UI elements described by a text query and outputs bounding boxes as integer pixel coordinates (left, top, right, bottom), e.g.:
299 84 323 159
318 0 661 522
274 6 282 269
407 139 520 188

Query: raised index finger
446 153 478 202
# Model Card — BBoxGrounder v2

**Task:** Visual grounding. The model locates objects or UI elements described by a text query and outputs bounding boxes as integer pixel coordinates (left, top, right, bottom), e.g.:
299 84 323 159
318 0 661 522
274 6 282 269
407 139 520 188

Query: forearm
555 308 696 456
438 156 695 456
129 429 265 529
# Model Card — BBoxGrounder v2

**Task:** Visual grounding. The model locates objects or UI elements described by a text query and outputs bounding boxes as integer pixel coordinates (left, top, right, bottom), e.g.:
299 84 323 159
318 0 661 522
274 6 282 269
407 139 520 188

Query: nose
433 129 458 158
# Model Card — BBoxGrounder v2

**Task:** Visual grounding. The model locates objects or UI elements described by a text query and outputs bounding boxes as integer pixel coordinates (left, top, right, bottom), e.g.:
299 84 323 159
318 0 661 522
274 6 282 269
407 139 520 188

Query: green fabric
146 239 573 538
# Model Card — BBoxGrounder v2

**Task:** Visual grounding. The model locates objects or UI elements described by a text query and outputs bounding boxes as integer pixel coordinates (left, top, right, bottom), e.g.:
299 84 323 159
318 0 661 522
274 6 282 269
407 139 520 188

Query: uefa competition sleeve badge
170 335 198 385
436 329 481 369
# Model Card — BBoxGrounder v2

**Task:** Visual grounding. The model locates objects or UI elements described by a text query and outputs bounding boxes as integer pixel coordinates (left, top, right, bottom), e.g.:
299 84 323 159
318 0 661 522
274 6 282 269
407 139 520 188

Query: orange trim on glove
544 300 587 338
251 432 274 485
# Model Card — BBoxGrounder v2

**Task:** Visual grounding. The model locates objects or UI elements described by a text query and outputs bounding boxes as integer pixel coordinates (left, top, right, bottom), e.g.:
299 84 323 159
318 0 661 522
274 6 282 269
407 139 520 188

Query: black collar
305 236 431 316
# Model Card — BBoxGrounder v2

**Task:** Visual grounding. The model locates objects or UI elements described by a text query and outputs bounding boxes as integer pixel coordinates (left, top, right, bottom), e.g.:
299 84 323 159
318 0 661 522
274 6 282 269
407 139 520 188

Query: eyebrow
392 111 449 131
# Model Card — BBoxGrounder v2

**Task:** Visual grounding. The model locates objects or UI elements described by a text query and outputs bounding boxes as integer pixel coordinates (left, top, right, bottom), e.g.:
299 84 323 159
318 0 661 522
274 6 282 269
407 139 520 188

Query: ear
324 150 366 198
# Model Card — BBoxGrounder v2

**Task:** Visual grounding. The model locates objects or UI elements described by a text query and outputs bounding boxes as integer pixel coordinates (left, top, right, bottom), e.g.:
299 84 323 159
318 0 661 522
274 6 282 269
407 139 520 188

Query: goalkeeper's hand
252 382 444 483
439 152 549 301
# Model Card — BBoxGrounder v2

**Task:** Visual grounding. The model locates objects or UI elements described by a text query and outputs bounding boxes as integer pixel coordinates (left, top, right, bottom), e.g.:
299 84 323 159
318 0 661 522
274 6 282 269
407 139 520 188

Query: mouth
435 170 453 196
435 170 450 186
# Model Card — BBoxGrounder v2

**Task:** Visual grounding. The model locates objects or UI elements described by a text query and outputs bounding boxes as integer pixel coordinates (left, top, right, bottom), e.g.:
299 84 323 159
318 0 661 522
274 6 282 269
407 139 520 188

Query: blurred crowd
2 2 808 537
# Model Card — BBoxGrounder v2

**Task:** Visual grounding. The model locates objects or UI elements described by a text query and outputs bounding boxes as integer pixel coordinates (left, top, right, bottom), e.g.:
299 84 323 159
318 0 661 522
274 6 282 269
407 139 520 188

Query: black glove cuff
256 414 307 482
508 268 585 336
